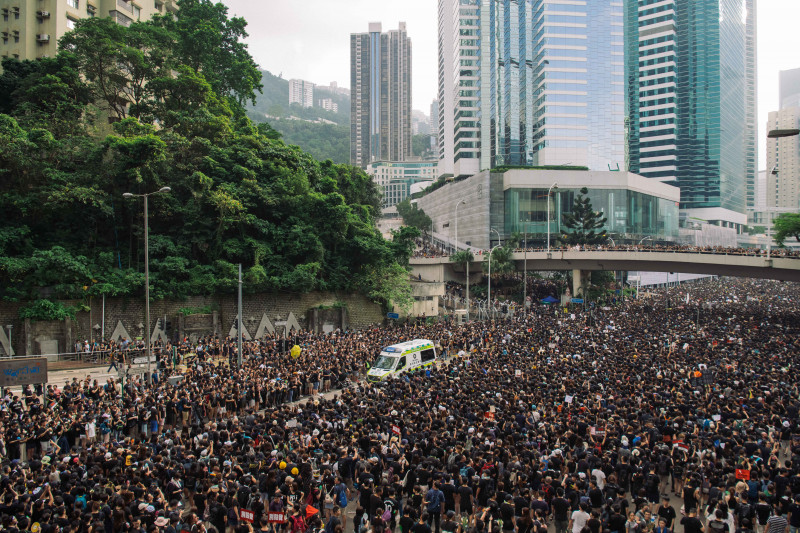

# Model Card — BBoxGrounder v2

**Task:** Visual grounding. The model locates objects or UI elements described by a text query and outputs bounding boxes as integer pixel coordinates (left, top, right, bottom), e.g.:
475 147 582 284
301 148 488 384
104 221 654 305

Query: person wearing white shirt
570 504 591 533
592 467 607 490
85 419 96 446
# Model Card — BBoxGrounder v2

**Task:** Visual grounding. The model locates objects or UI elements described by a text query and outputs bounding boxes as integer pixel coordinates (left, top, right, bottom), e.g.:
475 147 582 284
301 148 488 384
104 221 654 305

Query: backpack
382 508 392 522
658 457 669 475
738 503 753 522
290 515 307 533
337 485 347 508
247 491 260 510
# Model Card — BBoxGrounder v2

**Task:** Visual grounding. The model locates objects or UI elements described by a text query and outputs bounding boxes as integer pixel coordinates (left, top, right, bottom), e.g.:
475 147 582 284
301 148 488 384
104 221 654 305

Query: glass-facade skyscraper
437 0 626 177
626 0 756 226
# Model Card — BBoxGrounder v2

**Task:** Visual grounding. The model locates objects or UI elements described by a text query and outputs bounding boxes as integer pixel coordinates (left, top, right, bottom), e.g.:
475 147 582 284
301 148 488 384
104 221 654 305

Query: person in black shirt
442 511 459 533
400 507 416 533
499 494 516 532
680 508 704 533
412 514 433 533
657 496 676 529
608 505 627 533
552 488 571 533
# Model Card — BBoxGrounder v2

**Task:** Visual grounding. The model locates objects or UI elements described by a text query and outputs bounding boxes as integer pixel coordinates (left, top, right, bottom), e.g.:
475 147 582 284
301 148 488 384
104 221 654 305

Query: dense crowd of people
1 278 799 533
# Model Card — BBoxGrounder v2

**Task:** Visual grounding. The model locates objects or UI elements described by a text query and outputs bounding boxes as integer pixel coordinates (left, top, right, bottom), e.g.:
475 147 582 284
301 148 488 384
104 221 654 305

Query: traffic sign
387 312 400 319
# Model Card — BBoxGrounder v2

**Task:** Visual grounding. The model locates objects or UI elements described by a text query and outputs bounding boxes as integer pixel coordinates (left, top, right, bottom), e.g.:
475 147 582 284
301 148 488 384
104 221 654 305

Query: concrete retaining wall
0 292 383 356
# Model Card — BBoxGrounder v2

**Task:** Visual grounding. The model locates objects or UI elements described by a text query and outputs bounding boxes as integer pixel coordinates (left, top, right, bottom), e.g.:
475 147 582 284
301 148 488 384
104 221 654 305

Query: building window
87 4 97 16
66 17 77 30
13 31 19 43
133 5 141 19
1 9 7 22
67 0 79 9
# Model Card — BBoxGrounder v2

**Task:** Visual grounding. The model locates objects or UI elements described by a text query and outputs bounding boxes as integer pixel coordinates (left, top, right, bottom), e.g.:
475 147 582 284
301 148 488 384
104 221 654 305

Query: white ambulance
366 339 437 382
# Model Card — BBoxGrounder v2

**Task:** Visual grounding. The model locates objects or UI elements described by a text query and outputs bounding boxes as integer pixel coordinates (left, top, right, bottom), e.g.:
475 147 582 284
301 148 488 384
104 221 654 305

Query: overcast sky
221 0 799 170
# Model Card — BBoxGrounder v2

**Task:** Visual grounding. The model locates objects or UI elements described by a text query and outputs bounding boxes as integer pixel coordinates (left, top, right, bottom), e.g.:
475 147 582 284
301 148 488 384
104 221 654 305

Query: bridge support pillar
572 269 589 299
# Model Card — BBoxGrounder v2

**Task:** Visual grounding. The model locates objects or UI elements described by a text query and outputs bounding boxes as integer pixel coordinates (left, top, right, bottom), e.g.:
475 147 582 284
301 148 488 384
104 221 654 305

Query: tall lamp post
766 128 800 258
454 199 467 253
487 228 501 319
635 236 651 299
606 237 617 295
546 182 559 253
123 186 171 383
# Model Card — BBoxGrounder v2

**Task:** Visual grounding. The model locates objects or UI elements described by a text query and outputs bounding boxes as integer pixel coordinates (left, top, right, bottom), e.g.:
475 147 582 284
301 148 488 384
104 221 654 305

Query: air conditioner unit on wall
36 34 50 42
37 10 50 18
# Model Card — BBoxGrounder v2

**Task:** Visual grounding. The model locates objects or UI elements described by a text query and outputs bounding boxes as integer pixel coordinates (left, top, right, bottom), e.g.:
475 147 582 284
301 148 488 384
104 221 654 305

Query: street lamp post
766 166 780 260
487 228 500 320
123 186 171 384
634 237 650 299
523 228 527 312
766 129 800 256
546 182 559 254
606 237 617 296
455 199 466 253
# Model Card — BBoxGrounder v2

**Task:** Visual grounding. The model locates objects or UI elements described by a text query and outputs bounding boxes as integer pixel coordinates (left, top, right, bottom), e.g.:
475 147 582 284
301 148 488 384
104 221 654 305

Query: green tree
396 198 433 233
153 0 262 108
484 244 516 278
390 226 421 266
0 54 92 137
560 187 607 245
358 262 413 312
773 212 800 246
0 7 410 306
60 18 137 120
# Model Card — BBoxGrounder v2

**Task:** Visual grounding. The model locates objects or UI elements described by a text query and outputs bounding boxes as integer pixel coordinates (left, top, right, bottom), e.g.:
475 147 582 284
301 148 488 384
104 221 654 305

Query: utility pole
237 263 243 368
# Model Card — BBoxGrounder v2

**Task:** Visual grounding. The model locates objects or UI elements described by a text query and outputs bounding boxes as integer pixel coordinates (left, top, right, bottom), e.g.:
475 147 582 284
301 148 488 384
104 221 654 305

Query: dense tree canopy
0 5 413 310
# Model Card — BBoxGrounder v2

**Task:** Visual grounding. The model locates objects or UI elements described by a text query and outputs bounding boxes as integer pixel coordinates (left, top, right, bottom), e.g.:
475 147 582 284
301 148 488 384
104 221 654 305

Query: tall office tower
779 68 800 110
437 0 625 178
350 22 412 168
436 0 456 176
289 79 315 108
0 0 177 64
766 107 800 211
626 0 756 228
430 99 439 154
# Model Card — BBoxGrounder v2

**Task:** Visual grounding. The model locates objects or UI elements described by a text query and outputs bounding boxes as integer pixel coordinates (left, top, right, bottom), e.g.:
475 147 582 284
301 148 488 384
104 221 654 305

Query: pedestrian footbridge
410 250 800 295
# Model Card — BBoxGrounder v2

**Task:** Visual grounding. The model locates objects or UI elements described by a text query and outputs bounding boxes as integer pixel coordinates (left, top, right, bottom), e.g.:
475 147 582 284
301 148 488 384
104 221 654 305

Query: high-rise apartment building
437 0 626 178
0 0 176 63
435 0 455 177
430 99 439 154
626 0 756 228
766 107 800 211
289 79 314 108
350 22 412 168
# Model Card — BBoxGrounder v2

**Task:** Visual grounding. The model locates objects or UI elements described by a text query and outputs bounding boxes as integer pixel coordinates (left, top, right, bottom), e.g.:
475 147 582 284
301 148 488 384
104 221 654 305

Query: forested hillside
0 0 416 311
269 120 350 164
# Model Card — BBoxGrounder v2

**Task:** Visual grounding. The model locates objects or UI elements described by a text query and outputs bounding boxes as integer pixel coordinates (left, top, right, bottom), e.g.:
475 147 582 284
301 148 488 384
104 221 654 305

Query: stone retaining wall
0 292 383 356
